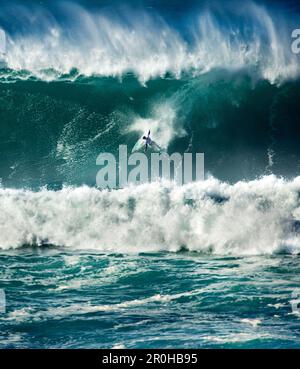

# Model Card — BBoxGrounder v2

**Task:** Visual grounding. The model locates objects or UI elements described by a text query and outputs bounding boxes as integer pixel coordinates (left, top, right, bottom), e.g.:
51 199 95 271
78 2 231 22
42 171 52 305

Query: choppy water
0 249 300 348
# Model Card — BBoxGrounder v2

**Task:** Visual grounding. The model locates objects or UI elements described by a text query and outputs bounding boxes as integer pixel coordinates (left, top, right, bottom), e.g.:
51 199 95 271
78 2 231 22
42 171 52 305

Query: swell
1 175 300 254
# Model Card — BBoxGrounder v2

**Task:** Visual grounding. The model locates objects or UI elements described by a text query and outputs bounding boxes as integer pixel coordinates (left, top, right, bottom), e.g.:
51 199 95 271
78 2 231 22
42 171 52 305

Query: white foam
32 289 204 320
1 175 300 254
112 343 126 349
267 303 286 309
1 1 300 84
240 318 261 327
203 332 270 343
6 308 34 321
128 104 186 148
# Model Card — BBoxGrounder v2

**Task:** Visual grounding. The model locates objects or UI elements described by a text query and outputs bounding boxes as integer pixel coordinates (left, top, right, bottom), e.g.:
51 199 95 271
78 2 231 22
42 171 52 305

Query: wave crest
0 1 300 83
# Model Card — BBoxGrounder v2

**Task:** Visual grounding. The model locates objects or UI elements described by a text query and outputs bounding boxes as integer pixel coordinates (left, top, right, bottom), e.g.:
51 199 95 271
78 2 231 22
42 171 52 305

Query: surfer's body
131 130 164 154
142 130 152 152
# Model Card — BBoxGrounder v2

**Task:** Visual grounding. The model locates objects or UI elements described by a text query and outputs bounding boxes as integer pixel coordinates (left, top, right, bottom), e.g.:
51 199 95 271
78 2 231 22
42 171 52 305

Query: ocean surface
1 0 300 348
0 249 300 348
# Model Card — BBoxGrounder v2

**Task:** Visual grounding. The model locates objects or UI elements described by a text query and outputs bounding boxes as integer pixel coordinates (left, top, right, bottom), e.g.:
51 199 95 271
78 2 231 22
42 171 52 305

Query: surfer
132 130 163 153
142 130 152 152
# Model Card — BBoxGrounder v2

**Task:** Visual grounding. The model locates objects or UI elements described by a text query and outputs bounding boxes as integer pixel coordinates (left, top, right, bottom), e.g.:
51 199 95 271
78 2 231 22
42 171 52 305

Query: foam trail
1 176 300 254
0 1 299 83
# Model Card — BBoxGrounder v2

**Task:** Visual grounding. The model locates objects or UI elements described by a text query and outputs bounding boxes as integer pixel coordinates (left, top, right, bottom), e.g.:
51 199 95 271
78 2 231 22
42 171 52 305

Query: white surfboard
132 138 146 153
132 138 165 154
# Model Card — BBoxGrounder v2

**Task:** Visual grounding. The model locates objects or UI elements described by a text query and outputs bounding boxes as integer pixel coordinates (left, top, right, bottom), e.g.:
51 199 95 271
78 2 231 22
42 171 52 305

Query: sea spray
0 1 299 83
1 175 300 254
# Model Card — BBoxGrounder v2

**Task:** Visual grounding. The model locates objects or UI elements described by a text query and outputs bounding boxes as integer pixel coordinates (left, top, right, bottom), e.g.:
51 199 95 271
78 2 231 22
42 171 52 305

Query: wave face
1 72 300 188
0 0 300 189
1 176 300 254
0 0 299 83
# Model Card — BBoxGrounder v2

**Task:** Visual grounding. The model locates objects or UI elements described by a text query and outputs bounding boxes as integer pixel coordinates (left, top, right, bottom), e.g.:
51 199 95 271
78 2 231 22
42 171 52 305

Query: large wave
1 71 300 187
1 175 300 254
0 0 299 83
1 1 300 255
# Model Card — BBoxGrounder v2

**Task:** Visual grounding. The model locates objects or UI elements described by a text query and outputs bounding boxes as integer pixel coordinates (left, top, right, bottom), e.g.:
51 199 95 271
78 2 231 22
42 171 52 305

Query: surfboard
131 138 146 153
131 138 165 154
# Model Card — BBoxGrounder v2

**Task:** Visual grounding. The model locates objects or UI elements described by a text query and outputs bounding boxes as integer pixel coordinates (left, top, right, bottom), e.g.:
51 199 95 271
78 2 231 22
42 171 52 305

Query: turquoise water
1 249 300 348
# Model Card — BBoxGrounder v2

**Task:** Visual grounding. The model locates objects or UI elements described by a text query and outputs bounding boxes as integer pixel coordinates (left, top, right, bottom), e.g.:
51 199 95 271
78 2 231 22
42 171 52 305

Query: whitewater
0 1 299 83
1 175 300 254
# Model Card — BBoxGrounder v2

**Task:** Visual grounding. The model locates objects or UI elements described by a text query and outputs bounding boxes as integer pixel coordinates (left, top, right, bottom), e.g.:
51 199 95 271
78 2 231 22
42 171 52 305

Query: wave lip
1 1 300 83
1 175 300 255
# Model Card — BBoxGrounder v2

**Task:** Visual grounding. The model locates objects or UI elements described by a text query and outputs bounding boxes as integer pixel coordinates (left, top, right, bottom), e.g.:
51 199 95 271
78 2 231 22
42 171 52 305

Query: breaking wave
1 175 300 254
1 1 300 255
0 0 299 83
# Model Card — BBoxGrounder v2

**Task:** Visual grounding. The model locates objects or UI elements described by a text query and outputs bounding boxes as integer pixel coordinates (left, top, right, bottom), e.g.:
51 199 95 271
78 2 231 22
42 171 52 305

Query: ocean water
1 0 300 348
1 250 300 348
